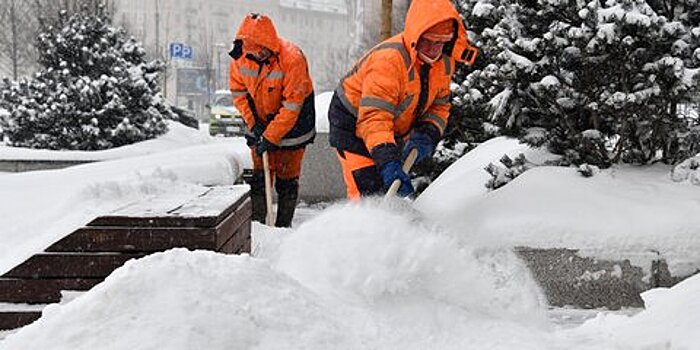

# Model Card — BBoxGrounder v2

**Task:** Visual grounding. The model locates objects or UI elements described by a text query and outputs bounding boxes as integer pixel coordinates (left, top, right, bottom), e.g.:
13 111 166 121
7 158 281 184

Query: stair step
0 304 46 331
0 278 101 304
0 311 42 331
2 253 143 279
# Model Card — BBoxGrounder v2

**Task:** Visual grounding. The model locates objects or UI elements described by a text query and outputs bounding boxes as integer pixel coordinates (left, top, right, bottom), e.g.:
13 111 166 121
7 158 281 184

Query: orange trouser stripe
336 150 376 200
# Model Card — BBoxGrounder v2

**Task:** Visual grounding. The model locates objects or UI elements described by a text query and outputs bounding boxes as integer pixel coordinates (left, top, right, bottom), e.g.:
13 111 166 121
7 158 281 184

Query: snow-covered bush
0 107 8 145
671 155 700 185
577 163 600 178
415 139 473 185
484 153 534 190
0 7 174 150
451 0 700 168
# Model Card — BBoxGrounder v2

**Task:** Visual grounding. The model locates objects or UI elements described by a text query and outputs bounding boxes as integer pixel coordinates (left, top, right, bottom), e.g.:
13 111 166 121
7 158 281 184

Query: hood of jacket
401 0 477 65
235 13 281 55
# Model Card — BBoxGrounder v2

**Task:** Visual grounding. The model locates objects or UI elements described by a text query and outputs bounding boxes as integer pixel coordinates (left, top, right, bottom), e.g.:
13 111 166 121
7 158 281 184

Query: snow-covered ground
417 137 700 277
1 126 699 348
0 122 248 275
0 121 246 162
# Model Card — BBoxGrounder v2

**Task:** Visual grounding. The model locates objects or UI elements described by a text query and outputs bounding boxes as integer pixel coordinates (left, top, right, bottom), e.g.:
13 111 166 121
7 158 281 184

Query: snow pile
0 121 224 161
0 250 356 350
314 91 332 133
274 200 547 326
571 273 700 349
418 137 700 276
0 124 244 275
1 201 555 350
416 137 559 216
2 134 700 348
671 155 700 185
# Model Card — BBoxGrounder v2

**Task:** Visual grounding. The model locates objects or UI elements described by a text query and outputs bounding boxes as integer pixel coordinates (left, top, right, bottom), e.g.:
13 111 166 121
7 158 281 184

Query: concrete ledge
299 133 345 203
515 247 697 309
0 159 94 172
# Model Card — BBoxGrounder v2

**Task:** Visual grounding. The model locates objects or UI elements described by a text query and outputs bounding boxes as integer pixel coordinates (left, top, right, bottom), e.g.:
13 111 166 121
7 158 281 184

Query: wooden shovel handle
262 151 275 226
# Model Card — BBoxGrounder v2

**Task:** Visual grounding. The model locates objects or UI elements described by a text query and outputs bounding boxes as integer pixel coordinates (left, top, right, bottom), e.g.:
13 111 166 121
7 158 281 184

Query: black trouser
247 171 299 227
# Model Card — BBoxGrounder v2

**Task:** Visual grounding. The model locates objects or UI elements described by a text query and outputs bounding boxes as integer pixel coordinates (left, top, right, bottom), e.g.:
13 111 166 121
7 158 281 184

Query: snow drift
1 200 554 350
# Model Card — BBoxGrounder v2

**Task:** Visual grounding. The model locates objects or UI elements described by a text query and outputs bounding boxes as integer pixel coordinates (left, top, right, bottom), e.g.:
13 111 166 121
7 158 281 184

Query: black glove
255 137 274 157
229 39 243 60
245 122 266 147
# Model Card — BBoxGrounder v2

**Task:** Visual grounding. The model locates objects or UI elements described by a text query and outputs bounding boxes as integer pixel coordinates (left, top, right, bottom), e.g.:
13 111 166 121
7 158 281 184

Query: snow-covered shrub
424 140 473 178
451 0 700 168
0 7 174 150
485 153 534 190
0 107 8 145
577 163 600 178
671 155 700 185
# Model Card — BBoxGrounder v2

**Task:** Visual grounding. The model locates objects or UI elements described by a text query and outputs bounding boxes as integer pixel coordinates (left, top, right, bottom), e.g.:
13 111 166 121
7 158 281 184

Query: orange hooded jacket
330 0 477 158
229 14 315 147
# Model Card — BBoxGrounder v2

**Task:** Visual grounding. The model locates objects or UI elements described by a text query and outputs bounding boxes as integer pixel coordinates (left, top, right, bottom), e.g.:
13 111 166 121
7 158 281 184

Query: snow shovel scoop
262 151 275 226
384 148 418 200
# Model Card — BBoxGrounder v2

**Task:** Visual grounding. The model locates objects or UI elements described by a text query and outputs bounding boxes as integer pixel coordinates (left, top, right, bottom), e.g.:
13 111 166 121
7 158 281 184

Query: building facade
113 0 351 118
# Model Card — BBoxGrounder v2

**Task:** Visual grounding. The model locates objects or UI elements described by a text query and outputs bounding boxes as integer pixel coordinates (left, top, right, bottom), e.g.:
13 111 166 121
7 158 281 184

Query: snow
472 2 495 17
314 91 332 133
416 137 559 216
417 137 700 277
1 132 700 348
488 88 513 123
567 274 700 349
598 5 653 27
505 49 535 70
539 75 560 88
671 155 700 185
0 203 556 350
0 121 238 161
0 123 248 275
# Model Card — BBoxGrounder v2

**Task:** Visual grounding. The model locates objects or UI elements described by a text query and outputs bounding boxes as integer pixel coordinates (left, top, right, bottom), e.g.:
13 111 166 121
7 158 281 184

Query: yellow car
209 90 246 137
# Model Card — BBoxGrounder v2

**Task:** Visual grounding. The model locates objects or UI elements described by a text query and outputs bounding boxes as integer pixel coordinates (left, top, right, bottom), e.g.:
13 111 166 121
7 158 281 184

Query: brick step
2 253 143 279
46 198 251 253
0 311 42 331
0 278 101 304
0 186 252 333
86 186 249 228
0 304 46 331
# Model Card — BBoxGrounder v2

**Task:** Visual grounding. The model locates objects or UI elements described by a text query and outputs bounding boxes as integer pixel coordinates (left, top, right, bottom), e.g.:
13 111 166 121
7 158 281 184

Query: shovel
262 151 275 226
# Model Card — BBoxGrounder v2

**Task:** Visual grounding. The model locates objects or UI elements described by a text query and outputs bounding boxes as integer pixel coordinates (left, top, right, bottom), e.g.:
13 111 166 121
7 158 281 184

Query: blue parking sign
181 45 193 59
170 42 194 60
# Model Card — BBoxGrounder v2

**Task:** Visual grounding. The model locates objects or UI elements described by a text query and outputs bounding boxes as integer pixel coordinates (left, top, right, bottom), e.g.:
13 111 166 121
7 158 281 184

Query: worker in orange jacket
328 0 478 199
229 13 315 227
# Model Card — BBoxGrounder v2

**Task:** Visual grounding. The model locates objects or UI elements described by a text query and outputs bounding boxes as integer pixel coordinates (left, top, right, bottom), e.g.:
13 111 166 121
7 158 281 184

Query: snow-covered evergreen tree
0 7 173 150
450 0 700 168
413 0 515 182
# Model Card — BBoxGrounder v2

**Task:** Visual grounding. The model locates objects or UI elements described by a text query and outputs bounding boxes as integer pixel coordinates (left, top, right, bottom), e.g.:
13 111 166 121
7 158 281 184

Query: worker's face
246 41 272 61
417 37 448 62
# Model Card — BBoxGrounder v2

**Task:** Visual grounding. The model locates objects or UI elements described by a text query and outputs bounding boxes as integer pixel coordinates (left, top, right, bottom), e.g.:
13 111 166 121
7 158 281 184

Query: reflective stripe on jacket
329 0 477 154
